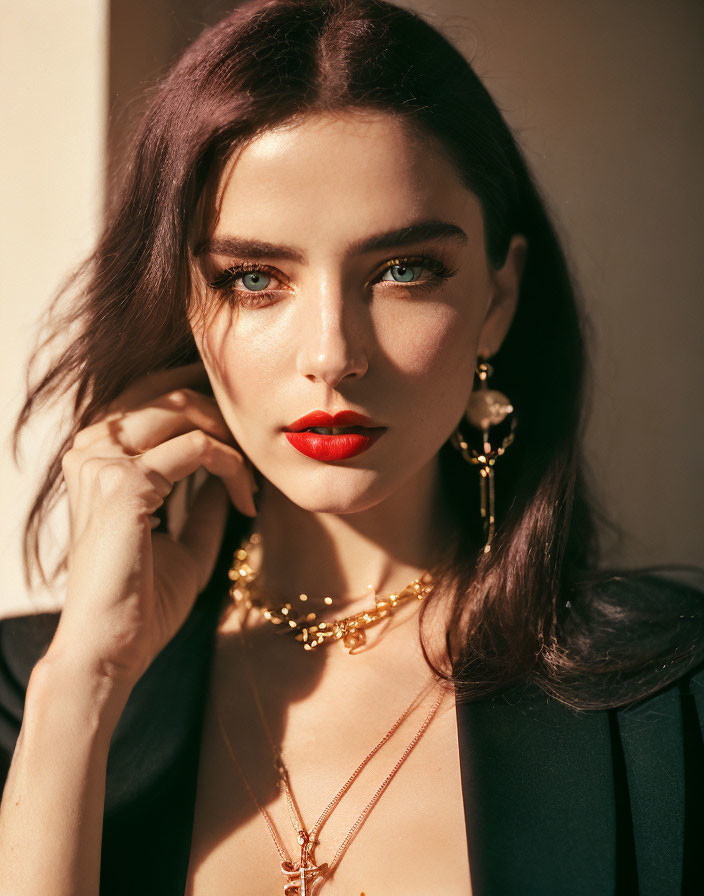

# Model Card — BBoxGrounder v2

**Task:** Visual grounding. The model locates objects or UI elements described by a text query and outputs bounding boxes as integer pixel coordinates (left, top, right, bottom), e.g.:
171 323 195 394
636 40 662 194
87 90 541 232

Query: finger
105 361 211 415
137 429 257 517
74 389 235 456
179 476 231 590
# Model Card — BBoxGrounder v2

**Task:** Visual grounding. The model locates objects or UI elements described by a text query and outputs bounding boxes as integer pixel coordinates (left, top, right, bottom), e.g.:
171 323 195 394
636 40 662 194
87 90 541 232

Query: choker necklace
227 532 436 653
216 618 446 894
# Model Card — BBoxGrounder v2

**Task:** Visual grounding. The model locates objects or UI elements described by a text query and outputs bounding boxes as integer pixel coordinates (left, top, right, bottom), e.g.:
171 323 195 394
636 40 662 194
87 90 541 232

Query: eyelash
207 254 459 309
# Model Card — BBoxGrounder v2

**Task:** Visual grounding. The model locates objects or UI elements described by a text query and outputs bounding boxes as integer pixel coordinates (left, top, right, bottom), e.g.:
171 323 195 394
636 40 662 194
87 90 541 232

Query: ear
477 234 527 358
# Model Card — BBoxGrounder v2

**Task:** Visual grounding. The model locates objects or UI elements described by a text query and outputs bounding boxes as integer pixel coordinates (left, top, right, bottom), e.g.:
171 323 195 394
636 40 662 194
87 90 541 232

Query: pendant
280 830 329 895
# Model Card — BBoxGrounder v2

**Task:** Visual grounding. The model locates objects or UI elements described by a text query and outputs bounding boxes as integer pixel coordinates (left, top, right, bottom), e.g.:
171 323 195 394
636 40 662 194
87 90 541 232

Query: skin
191 109 526 625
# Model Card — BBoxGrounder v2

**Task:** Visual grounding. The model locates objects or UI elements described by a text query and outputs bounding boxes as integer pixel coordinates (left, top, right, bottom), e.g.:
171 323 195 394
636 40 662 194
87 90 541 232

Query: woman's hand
45 361 256 690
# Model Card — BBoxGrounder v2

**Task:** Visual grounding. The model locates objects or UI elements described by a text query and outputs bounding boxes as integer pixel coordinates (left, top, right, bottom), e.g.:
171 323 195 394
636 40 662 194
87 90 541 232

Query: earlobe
478 234 527 357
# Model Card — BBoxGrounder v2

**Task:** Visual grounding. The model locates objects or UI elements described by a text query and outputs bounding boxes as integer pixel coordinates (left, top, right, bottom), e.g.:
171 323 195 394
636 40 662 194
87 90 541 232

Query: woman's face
189 110 524 513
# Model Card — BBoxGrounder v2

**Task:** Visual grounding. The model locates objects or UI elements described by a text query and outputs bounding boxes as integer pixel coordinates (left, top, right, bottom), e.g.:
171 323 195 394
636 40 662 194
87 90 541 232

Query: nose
296 287 369 388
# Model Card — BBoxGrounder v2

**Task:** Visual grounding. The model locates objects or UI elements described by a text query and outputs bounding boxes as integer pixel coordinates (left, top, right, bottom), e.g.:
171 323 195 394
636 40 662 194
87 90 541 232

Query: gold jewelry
450 358 517 553
216 620 446 894
228 532 436 652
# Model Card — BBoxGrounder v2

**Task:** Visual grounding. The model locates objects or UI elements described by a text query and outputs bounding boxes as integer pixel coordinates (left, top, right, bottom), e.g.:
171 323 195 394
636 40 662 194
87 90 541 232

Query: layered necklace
217 531 448 894
227 531 437 653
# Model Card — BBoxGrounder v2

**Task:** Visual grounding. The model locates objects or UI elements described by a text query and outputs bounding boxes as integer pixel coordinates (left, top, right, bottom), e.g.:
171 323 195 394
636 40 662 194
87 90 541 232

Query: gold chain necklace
227 532 436 652
215 617 446 895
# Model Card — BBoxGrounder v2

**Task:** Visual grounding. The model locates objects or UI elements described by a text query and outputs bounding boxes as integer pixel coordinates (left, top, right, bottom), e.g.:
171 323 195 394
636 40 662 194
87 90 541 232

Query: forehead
210 111 482 248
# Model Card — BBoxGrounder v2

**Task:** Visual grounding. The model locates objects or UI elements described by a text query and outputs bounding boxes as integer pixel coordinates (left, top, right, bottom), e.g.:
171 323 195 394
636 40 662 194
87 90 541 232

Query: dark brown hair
13 0 703 709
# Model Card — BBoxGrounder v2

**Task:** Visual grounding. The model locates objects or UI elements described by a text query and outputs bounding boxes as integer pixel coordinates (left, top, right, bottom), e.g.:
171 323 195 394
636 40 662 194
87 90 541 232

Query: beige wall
2 0 701 616
1 1 108 616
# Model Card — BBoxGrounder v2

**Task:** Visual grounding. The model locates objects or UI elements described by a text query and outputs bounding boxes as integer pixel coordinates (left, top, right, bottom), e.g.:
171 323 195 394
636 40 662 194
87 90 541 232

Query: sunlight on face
189 110 514 513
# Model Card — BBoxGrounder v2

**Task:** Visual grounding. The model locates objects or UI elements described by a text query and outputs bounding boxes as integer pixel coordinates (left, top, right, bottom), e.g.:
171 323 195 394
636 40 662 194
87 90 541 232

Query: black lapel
454 683 621 896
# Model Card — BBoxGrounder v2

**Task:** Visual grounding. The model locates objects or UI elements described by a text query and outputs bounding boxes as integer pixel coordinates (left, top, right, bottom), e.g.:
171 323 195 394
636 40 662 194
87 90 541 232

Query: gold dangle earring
450 358 517 553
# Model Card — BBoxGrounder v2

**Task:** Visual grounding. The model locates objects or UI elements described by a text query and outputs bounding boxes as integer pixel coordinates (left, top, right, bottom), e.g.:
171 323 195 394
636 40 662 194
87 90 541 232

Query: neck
249 457 459 613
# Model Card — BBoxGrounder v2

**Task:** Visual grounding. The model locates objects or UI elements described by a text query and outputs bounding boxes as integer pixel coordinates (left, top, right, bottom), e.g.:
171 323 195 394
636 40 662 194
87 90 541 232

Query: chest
184 664 472 895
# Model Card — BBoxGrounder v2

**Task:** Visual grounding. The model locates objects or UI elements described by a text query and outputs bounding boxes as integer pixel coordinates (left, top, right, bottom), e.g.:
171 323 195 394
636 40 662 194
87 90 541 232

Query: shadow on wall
108 0 240 181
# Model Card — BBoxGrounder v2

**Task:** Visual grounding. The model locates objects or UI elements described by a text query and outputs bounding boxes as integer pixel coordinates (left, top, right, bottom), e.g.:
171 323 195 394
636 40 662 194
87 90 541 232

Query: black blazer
1 531 703 896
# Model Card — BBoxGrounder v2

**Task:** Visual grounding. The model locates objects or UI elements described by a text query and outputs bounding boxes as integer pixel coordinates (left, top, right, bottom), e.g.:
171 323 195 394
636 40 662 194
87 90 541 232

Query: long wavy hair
13 0 703 709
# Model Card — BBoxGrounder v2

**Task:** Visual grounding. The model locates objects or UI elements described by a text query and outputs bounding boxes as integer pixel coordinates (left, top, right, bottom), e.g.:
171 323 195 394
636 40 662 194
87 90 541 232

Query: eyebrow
197 219 468 263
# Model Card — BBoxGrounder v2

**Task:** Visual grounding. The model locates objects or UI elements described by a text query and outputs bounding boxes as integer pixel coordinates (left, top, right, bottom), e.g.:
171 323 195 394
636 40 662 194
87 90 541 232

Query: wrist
28 648 136 741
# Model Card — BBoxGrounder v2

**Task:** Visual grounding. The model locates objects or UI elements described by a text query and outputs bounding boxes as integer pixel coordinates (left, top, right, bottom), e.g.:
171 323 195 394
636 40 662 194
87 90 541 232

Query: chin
266 465 396 514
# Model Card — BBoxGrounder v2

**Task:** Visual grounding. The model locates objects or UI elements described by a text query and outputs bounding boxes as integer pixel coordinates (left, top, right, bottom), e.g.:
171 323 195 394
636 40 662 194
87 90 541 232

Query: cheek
191 307 278 405
373 299 481 443
189 305 230 376
377 300 478 383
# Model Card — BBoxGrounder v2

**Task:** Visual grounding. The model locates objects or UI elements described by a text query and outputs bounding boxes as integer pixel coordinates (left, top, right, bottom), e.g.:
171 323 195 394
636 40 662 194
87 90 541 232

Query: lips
285 410 380 432
284 410 386 461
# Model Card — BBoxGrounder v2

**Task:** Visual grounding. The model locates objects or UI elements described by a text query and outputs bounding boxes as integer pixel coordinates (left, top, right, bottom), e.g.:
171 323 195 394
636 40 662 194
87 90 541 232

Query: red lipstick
284 410 386 461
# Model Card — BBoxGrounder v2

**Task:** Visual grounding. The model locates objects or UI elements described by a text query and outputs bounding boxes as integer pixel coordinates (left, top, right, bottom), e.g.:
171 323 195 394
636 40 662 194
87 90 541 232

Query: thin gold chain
215 710 291 864
216 688 445 874
237 619 438 839
327 690 445 873
215 612 447 876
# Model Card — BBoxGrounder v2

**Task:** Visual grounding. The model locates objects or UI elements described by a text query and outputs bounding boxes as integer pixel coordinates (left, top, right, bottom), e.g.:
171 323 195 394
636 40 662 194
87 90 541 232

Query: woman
1 0 702 893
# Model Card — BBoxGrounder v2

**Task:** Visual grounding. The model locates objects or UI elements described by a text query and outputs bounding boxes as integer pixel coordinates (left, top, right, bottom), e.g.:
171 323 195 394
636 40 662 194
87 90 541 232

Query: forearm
0 655 133 896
